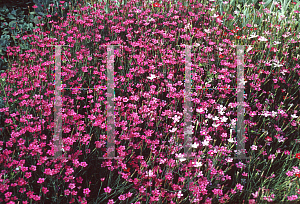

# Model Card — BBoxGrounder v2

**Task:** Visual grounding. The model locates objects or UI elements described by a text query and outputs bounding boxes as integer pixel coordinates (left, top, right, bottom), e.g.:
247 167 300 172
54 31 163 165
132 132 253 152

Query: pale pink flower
69 183 76 189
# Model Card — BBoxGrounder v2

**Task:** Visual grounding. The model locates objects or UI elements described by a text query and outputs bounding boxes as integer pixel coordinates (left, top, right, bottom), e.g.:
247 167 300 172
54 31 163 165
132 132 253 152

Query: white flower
135 9 141 13
226 157 233 163
280 69 288 75
228 137 236 143
212 122 220 128
204 29 212 34
234 11 239 15
192 161 202 167
177 191 183 198
212 116 219 121
219 110 225 115
273 62 283 68
176 153 187 162
271 111 277 117
191 142 199 148
220 116 228 123
185 125 194 135
196 107 206 114
178 157 187 162
273 41 281 45
258 36 268 42
159 158 167 164
146 170 154 178
262 111 270 117
169 127 177 133
173 115 181 123
277 136 285 143
291 114 298 119
248 34 259 39
250 145 257 150
147 74 157 80
207 113 213 119
197 171 203 177
238 79 247 86
16 167 20 171
202 140 210 146
211 14 219 18
184 23 192 31
246 45 253 52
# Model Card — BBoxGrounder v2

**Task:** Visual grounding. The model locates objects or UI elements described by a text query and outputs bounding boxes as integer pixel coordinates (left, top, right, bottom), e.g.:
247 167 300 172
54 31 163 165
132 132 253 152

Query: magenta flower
104 187 112 193
69 183 76 189
83 188 90 195
236 183 244 191
118 194 126 201
37 178 45 184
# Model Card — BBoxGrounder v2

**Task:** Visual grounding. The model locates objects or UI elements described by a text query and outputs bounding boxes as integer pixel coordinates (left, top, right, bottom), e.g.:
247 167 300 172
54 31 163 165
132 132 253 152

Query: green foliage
0 0 80 72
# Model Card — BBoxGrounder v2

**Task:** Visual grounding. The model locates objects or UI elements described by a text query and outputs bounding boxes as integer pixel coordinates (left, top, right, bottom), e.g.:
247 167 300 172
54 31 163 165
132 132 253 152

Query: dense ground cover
0 0 300 203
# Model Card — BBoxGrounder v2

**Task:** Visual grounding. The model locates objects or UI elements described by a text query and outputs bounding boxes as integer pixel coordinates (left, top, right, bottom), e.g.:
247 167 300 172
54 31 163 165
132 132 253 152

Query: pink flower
108 199 114 204
64 189 70 195
288 195 298 201
4 192 12 198
30 165 36 171
42 187 49 194
25 172 32 179
83 188 90 195
118 194 126 201
76 177 83 184
37 178 45 184
236 183 244 191
69 183 76 189
80 162 88 167
212 189 223 196
32 5 38 9
104 187 111 193
249 199 256 204
286 171 294 176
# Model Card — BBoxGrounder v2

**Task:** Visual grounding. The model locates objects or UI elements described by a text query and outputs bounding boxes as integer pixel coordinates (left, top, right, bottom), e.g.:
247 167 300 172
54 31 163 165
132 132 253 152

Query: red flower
219 55 224 58
296 153 300 159
123 168 130 172
217 15 223 20
153 2 161 7
265 136 272 142
296 173 300 178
